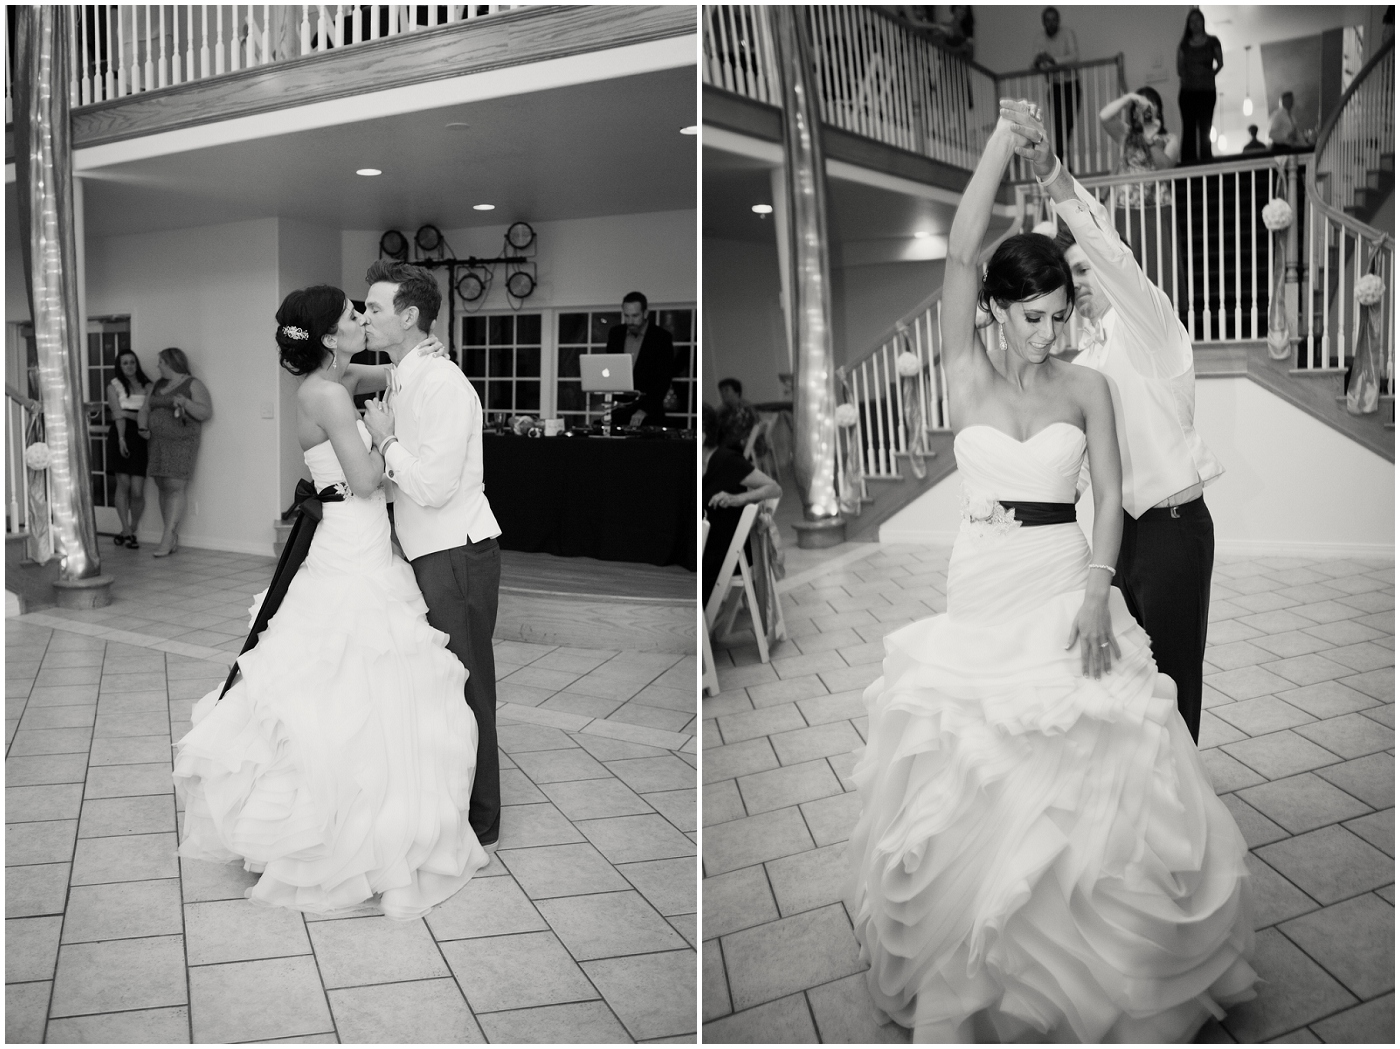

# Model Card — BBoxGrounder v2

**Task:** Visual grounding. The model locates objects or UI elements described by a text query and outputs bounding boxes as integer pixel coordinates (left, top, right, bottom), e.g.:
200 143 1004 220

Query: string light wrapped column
766 5 844 546
14 6 111 605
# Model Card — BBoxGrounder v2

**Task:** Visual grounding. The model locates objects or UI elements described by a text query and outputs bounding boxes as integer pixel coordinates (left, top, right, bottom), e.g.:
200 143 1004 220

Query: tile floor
702 543 1393 1044
6 545 697 1044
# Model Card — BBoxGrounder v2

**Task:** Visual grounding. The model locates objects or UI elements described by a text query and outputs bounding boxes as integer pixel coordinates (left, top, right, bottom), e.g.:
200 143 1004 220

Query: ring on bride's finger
1098 642 1110 648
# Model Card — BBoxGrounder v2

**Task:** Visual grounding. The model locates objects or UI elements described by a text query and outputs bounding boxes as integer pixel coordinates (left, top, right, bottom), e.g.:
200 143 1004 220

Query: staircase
1343 150 1394 227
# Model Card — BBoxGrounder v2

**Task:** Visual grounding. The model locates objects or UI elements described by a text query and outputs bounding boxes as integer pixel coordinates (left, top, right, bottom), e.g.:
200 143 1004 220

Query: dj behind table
480 391 696 571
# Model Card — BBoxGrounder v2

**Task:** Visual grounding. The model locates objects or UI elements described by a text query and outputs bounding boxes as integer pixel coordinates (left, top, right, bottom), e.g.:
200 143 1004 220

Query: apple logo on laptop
602 368 611 377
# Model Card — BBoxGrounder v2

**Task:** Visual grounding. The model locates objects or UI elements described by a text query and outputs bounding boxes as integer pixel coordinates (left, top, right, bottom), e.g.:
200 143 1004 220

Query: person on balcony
1241 124 1270 154
105 349 154 549
1177 8 1223 164
1032 7 1079 169
1099 87 1180 287
1268 90 1306 151
846 98 1255 1042
1007 102 1224 747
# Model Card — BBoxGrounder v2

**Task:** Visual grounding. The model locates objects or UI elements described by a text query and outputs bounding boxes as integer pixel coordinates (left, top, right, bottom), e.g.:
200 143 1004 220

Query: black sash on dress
216 478 345 701
998 501 1077 526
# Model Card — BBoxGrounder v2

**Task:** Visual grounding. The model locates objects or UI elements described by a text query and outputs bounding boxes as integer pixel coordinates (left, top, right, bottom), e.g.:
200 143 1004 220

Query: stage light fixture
506 222 536 250
506 271 535 298
379 230 408 260
456 271 486 302
415 225 443 252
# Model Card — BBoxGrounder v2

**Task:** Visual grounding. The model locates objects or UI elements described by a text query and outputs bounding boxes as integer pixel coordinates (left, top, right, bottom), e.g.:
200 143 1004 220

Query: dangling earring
998 325 1008 355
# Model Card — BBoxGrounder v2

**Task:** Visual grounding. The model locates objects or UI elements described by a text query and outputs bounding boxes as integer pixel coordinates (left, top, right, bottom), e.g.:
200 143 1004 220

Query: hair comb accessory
282 326 309 341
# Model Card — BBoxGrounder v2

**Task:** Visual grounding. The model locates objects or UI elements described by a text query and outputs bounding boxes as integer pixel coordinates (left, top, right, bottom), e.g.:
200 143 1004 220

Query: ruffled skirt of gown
173 490 487 920
847 518 1257 1043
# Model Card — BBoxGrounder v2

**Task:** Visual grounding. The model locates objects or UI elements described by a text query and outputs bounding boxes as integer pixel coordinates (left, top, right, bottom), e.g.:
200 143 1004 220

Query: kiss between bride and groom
172 261 502 920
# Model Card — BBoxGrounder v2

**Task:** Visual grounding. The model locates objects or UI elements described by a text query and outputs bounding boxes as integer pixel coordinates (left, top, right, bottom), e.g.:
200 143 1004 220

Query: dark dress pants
1115 500 1214 743
410 537 502 843
1178 89 1216 164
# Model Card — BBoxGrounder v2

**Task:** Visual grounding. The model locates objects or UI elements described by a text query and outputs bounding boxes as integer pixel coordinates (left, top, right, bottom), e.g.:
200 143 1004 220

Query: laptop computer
579 354 635 393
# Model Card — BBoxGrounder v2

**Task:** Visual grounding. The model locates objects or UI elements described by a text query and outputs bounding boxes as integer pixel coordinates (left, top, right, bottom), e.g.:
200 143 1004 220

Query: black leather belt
998 501 1077 526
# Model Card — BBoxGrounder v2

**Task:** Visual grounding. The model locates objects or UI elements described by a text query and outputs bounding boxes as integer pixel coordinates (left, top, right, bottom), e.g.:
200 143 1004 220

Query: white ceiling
16 65 697 240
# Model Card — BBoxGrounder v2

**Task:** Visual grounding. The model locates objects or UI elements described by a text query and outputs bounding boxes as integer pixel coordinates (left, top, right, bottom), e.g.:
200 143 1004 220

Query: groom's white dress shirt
1054 176 1223 518
383 345 500 561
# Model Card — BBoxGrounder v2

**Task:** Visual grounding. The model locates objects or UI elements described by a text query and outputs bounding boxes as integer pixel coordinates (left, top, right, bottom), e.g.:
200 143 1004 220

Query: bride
173 285 488 920
846 102 1257 1042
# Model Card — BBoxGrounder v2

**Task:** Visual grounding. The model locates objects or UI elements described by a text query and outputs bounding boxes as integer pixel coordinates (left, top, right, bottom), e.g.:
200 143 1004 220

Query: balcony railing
702 4 1127 179
4 4 518 122
838 149 1393 491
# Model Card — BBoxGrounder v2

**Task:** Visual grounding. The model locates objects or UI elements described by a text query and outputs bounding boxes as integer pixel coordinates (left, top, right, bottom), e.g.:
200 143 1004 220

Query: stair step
1288 367 1347 378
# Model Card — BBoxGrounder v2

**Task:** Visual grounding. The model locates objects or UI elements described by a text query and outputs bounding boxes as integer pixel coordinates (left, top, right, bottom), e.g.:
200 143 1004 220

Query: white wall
882 377 1395 560
701 236 788 407
84 217 285 555
340 209 698 313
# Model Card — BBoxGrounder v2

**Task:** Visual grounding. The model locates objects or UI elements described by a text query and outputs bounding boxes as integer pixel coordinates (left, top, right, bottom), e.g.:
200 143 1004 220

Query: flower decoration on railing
895 350 921 377
24 442 51 471
1356 273 1386 306
835 403 859 428
1348 272 1387 416
1261 198 1294 231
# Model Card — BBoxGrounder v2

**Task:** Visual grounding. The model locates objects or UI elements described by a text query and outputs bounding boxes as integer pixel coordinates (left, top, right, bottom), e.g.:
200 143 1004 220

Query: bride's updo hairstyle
977 233 1076 317
276 285 348 376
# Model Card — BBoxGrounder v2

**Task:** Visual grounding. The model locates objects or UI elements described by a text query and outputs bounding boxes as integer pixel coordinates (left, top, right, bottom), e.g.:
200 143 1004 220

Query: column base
52 574 115 610
792 517 847 549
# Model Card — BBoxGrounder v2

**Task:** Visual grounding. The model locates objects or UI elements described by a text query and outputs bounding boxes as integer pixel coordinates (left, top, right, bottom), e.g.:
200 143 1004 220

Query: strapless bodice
304 421 371 490
953 422 1085 503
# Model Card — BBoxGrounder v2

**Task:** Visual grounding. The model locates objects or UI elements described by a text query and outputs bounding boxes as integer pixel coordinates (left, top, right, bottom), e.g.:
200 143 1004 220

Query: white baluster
335 4 344 46
369 4 379 40
69 7 80 106
1184 175 1196 340
144 5 155 89
215 4 225 73
245 5 256 67
1249 165 1258 338
1321 217 1331 367
262 4 271 62
80 5 93 105
301 4 311 54
116 5 127 94
158 3 168 87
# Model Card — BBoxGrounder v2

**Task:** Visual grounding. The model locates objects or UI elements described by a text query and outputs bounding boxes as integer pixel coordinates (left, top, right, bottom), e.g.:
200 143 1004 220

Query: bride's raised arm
942 104 1024 396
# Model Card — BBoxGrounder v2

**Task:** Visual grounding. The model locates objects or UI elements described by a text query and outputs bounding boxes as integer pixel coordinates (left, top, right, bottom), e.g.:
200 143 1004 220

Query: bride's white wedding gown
848 423 1257 1043
174 422 487 920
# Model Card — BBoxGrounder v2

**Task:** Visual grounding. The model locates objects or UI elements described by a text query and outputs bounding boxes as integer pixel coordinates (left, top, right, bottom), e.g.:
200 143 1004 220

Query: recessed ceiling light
473 204 496 211
446 122 470 129
680 125 698 135
752 204 773 214
356 168 381 176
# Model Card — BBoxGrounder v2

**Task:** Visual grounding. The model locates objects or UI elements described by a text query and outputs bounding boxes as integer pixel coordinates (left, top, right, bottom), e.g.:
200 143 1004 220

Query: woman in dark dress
106 349 153 548
702 403 781 609
137 347 213 557
1177 8 1223 164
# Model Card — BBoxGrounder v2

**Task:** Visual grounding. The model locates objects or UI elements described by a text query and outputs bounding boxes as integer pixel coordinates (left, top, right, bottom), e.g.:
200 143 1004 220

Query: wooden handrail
1306 34 1394 248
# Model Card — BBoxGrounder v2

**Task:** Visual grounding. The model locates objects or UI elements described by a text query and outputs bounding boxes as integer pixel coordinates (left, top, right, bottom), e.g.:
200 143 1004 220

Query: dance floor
5 543 697 1043
702 542 1393 1044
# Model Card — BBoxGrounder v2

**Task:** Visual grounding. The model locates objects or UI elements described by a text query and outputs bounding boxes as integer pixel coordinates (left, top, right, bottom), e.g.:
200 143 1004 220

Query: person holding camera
1099 87 1180 287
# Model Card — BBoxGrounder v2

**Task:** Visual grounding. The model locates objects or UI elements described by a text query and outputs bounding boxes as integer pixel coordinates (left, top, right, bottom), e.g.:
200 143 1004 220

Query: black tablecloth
483 435 696 570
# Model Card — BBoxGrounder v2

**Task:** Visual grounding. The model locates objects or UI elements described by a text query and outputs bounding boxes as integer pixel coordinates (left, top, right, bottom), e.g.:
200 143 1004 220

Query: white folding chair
704 502 770 664
701 520 720 696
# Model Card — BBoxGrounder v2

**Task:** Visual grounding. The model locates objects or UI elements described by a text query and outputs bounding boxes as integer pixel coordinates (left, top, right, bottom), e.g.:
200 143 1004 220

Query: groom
1006 101 1222 744
361 260 502 849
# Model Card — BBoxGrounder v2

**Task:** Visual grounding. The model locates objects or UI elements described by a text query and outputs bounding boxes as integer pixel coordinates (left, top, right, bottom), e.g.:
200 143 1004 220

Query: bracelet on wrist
1087 562 1116 577
379 436 398 455
1035 155 1062 187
